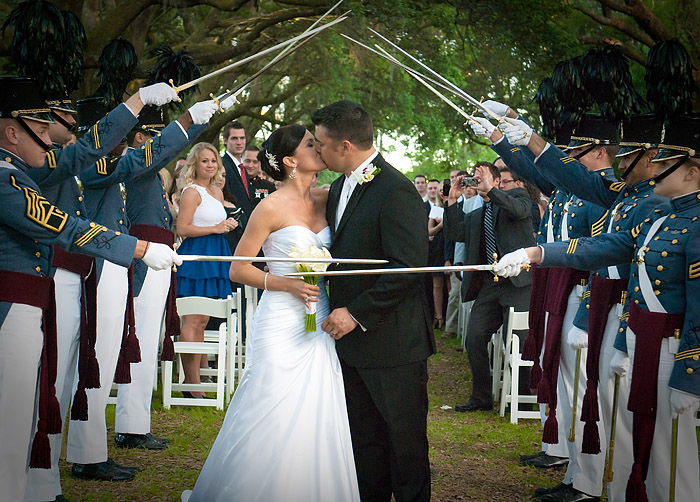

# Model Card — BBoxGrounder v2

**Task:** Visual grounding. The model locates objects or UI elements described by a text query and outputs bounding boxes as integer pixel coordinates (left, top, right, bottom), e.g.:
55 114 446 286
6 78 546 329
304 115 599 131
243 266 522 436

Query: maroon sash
524 264 549 389
539 267 589 444
0 270 59 469
130 224 179 361
580 275 627 454
625 302 684 501
114 265 140 384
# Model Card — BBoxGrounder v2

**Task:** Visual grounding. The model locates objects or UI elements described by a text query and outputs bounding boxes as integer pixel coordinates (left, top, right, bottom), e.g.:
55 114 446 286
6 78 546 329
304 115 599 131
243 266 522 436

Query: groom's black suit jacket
326 153 435 368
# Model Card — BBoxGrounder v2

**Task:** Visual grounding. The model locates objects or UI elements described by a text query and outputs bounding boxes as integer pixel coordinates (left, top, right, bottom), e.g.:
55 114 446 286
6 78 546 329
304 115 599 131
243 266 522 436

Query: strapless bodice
262 225 331 276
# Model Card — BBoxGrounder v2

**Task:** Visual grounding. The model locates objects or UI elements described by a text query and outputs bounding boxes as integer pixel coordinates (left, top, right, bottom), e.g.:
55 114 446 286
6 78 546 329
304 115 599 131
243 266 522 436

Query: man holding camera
444 161 535 411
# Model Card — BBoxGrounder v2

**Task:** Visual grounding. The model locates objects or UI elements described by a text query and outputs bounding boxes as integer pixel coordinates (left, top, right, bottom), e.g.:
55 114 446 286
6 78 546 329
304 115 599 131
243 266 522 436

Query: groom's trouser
341 359 430 502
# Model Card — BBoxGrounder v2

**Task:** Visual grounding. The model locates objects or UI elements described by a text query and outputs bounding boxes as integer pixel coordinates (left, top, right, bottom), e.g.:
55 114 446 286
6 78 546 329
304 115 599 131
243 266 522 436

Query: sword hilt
209 93 224 113
169 79 182 102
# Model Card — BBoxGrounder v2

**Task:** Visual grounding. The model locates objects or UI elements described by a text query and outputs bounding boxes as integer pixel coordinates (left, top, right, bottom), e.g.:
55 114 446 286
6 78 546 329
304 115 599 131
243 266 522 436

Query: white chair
490 327 505 402
163 295 236 410
224 286 258 403
499 307 539 423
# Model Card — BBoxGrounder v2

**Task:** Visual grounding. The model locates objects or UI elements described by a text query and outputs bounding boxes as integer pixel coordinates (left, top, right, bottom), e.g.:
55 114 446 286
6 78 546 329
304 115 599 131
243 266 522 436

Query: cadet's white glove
142 243 183 270
480 99 510 118
493 248 530 278
188 100 219 125
670 389 700 418
468 116 496 139
220 95 236 111
567 326 589 350
610 350 630 377
501 117 533 146
139 83 180 106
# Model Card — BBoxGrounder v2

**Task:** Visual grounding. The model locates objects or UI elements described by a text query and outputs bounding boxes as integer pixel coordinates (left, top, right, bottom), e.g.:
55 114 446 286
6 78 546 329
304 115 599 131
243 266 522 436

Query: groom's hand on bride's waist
322 308 359 340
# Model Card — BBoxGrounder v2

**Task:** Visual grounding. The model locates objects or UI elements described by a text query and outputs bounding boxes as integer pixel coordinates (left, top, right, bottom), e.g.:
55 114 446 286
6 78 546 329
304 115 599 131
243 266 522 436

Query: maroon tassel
161 334 175 361
29 425 51 469
581 387 599 422
626 464 648 502
542 414 559 444
522 333 538 361
71 388 88 421
47 390 62 435
125 332 141 363
582 421 601 454
530 362 542 390
114 354 131 384
85 353 100 389
537 377 550 404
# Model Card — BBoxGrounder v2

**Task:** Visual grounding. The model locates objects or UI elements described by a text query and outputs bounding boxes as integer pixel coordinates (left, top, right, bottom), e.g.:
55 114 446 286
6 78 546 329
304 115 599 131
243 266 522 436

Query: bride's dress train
182 225 359 501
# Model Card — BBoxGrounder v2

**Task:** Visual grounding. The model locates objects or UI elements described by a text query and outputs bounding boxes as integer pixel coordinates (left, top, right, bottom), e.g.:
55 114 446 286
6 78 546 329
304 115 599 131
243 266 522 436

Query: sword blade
174 14 349 93
178 255 388 264
367 27 501 121
284 264 496 277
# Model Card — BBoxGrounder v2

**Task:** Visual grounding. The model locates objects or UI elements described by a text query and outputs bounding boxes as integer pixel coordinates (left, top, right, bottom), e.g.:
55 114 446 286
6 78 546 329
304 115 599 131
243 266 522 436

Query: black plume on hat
94 39 138 108
61 10 87 95
535 77 557 140
146 45 202 100
550 56 590 135
645 40 695 124
3 1 67 100
581 44 646 122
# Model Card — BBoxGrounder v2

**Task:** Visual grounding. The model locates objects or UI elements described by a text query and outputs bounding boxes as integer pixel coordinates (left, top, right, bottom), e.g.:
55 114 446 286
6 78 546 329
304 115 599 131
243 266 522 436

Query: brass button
615 226 620 231
89 222 96 228
4 157 11 162
569 225 573 230
645 218 651 223
634 299 640 304
634 286 640 292
693 355 699 361
682 228 688 233
693 217 698 222
619 328 624 333
670 214 676 219
687 368 693 374
672 239 679 244
586 305 590 309
35 251 40 258
163 205 167 209
162 194 166 198
655 280 661 286
76 210 80 216
654 236 660 240
654 290 660 295
78 196 83 201
115 231 120 236
35 266 41 272
661 251 668 257
657 265 663 271
664 227 669 231
622 214 627 219
118 219 123 225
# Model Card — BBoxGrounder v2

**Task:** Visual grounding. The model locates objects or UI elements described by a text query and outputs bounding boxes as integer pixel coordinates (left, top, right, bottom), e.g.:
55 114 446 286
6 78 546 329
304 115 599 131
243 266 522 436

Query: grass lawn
58 331 566 501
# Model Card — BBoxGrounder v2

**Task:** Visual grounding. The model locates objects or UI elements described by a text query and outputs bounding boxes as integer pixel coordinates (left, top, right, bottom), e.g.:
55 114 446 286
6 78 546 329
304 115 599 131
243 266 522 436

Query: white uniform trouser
66 261 127 464
540 311 570 459
597 307 633 502
115 267 170 434
444 274 461 334
24 269 81 501
559 286 605 496
626 328 700 502
0 304 43 502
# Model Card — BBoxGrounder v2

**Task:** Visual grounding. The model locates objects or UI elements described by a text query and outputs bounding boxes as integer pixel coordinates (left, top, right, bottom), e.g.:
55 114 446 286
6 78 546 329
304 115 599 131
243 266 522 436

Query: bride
182 125 359 501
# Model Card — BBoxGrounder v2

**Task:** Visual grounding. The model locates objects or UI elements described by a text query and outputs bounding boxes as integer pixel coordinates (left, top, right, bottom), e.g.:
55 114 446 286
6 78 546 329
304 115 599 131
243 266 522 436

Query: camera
460 176 478 188
442 180 451 197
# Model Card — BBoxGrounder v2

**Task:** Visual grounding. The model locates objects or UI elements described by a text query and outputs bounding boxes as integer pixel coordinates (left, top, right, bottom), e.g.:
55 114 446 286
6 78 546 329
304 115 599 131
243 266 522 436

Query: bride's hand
286 278 320 309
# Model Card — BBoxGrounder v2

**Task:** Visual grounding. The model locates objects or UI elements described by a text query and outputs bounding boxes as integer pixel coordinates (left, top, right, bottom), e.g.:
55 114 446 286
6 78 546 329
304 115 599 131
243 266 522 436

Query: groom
315 100 435 502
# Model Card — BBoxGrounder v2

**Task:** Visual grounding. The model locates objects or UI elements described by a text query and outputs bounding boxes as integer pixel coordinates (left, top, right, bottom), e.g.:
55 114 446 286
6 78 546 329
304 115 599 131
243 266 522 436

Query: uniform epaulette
674 348 700 362
608 181 625 193
591 210 608 236
560 156 576 164
92 122 101 149
96 157 109 175
631 223 643 238
10 174 68 233
689 259 700 280
566 238 579 254
510 147 520 153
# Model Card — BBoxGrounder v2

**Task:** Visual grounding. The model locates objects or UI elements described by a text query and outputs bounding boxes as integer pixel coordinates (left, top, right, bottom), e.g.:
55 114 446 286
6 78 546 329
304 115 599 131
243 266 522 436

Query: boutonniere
351 164 381 185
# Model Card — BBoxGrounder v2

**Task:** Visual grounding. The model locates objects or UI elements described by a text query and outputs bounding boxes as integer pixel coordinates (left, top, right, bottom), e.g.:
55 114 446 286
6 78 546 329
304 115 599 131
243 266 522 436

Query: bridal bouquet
289 245 332 331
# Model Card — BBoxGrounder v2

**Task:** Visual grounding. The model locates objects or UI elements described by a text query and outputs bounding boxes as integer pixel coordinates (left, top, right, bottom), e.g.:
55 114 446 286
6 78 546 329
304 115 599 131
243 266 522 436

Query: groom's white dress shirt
335 150 378 229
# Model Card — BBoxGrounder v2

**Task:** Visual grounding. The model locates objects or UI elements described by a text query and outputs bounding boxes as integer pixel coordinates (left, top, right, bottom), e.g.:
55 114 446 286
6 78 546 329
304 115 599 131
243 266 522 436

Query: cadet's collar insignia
671 190 700 212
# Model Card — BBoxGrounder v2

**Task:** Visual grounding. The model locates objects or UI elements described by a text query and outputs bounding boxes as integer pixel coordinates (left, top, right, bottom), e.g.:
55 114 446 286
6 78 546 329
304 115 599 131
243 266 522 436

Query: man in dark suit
314 100 435 502
444 161 535 411
221 120 253 217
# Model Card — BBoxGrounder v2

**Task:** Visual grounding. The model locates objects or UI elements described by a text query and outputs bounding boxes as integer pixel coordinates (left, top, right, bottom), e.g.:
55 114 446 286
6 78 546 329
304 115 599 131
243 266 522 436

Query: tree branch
578 36 646 65
571 3 655 46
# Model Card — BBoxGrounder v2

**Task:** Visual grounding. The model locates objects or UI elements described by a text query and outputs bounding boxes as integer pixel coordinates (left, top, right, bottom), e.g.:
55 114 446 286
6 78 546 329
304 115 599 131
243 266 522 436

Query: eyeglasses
500 179 515 185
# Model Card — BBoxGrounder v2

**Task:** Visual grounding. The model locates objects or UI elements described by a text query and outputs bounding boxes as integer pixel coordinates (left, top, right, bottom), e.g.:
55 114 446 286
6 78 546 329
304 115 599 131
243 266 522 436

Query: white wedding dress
183 225 359 502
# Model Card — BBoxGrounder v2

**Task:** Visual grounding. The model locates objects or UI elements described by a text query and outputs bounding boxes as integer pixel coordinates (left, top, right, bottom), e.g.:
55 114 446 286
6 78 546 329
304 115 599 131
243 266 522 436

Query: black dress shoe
523 453 569 468
535 482 571 497
146 432 169 444
55 495 70 502
519 450 545 463
115 432 167 450
455 399 493 412
71 460 136 481
538 484 599 501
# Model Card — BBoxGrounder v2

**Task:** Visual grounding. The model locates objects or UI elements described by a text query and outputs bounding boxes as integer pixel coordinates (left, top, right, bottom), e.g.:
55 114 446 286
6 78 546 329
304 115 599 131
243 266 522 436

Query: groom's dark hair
311 100 373 150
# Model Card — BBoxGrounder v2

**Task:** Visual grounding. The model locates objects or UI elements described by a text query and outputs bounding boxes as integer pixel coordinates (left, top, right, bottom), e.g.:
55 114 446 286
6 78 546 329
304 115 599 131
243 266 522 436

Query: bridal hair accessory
289 166 297 179
352 164 381 185
265 151 279 171
289 245 332 331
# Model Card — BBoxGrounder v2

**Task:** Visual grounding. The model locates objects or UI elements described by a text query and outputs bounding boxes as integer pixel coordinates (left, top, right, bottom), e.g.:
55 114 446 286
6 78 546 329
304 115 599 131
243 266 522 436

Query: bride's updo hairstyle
259 124 307 181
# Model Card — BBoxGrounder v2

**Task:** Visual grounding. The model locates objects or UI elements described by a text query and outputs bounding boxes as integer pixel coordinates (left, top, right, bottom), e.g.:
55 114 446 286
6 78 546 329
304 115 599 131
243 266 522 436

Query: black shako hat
566 114 619 150
0 76 53 123
76 96 108 132
135 105 167 135
617 114 664 158
653 115 700 162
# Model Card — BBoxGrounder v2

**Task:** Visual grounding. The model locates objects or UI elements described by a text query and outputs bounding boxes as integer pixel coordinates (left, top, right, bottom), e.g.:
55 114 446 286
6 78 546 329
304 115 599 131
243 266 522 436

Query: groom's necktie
335 178 354 230
483 201 498 262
